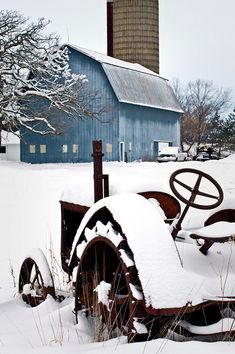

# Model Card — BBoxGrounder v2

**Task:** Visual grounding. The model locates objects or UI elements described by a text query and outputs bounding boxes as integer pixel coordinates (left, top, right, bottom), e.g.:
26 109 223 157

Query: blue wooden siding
20 46 182 164
119 103 181 161
21 49 120 163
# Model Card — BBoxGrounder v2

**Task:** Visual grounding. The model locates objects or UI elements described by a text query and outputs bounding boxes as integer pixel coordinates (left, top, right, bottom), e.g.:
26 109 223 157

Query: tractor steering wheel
169 168 223 240
169 168 223 210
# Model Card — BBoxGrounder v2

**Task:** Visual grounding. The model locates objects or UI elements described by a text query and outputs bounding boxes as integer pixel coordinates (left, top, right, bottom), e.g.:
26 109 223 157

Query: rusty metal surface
138 191 181 221
92 140 109 202
190 233 234 255
205 208 235 226
19 257 55 306
60 201 89 273
74 235 143 341
61 145 235 339
170 168 224 239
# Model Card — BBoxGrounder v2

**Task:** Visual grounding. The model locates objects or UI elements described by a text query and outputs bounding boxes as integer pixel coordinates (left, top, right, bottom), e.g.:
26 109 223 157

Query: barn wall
119 102 181 161
20 47 182 164
21 49 119 163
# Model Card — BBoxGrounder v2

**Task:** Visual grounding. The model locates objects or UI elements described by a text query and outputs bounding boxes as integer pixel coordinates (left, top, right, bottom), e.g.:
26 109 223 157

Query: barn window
29 144 35 153
106 143 112 153
62 144 68 153
72 144 78 153
40 144 46 153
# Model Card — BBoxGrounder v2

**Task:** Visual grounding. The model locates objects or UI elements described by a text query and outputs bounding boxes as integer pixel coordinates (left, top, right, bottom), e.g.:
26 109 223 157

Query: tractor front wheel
19 248 55 306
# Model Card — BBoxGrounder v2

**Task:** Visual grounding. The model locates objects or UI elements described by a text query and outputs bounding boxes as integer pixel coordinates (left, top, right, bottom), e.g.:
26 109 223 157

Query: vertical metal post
92 140 109 202
92 140 103 202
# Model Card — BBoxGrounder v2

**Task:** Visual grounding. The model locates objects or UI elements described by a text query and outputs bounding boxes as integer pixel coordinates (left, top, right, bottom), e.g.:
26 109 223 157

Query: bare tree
172 78 232 153
0 10 99 140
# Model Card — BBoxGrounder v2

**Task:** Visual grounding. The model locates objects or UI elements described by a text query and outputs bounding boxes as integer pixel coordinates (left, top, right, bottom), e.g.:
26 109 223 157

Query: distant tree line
172 78 234 156
207 109 235 154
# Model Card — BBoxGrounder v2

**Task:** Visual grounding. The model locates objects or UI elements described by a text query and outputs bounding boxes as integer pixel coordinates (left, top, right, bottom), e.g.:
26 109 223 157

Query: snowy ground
1 157 235 353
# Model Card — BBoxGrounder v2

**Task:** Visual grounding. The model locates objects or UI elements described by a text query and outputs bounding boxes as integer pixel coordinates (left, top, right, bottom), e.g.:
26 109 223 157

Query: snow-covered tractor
18 141 235 342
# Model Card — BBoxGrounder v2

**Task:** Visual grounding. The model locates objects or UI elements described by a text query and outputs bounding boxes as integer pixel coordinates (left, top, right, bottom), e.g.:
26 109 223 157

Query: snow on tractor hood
60 164 167 207
69 193 211 310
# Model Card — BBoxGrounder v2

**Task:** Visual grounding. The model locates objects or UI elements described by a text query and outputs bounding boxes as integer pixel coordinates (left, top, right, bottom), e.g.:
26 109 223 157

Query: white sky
1 0 234 103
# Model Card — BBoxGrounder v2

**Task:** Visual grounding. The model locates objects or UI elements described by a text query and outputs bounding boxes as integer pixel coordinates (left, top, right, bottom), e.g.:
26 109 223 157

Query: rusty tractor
18 141 235 342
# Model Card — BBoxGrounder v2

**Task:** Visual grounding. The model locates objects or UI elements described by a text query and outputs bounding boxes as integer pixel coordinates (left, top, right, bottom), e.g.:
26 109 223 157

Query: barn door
153 141 159 158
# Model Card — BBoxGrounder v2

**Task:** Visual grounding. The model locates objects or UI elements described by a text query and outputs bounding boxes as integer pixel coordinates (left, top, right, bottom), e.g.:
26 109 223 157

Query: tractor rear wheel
74 235 146 341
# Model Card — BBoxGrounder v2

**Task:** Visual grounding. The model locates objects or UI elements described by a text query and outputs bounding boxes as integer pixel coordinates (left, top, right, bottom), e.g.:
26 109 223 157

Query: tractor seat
190 221 235 255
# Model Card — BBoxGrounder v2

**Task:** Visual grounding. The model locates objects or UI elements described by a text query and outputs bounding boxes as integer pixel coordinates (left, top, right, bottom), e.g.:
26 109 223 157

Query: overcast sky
1 0 234 106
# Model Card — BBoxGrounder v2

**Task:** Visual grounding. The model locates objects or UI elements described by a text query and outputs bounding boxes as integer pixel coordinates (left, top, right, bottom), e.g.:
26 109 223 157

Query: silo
107 0 159 74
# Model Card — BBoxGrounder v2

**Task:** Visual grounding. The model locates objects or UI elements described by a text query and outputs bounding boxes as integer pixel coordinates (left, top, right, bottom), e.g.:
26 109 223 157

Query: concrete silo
107 0 159 73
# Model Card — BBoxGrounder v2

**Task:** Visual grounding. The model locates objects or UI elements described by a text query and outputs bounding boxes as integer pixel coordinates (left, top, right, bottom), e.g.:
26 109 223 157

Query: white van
157 146 187 162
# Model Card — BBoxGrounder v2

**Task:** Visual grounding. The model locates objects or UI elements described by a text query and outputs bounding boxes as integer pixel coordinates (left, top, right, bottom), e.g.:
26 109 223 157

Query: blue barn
20 45 183 163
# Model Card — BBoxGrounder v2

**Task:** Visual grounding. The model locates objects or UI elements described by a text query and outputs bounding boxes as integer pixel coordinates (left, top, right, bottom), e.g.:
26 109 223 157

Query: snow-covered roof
67 44 157 75
66 44 183 113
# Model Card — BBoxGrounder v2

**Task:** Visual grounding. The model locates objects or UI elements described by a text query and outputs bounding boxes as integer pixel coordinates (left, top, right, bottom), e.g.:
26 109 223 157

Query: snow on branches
0 10 97 136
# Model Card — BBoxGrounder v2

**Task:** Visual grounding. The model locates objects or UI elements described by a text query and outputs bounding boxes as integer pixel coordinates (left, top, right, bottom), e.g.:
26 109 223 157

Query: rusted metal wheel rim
19 257 55 306
170 168 223 210
74 236 143 340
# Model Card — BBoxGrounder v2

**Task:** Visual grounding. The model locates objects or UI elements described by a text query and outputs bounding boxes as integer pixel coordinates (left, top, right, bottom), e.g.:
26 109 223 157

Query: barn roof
67 44 183 113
